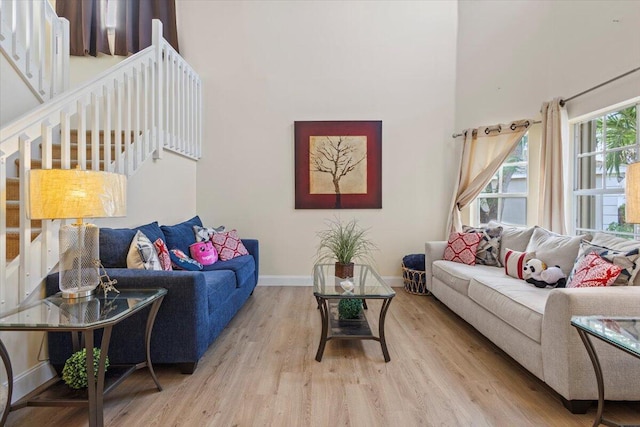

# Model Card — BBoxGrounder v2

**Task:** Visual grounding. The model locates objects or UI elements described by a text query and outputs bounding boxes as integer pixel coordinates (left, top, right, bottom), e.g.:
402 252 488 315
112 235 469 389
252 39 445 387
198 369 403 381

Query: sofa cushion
203 270 237 313
99 221 165 268
488 221 535 266
468 276 551 343
202 254 256 288
525 227 591 277
161 216 204 255
568 252 622 288
432 260 502 296
568 240 639 287
444 232 482 265
127 230 162 270
210 229 249 261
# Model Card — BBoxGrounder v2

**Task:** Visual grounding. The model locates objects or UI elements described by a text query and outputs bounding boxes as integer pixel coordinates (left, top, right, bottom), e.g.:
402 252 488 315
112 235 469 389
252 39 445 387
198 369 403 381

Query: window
573 102 639 239
474 133 529 226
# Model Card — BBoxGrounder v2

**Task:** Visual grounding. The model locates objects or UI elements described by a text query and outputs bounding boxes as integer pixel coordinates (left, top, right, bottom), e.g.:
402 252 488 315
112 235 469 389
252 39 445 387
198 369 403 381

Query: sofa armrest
425 241 447 291
242 239 259 285
541 287 640 401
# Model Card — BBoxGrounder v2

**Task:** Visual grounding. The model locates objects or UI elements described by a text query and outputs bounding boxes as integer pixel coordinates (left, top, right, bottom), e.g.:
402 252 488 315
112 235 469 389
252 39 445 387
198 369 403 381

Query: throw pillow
488 221 535 266
462 225 503 267
443 232 483 265
193 225 226 243
160 216 203 256
169 249 203 271
567 240 640 287
210 229 249 261
590 232 640 286
127 230 163 270
504 249 536 280
568 252 622 288
153 238 172 271
525 227 592 277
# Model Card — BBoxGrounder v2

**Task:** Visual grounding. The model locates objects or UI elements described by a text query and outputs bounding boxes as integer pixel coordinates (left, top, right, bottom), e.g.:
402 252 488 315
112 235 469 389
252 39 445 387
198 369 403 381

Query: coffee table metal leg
315 296 329 362
379 297 393 363
576 328 607 427
145 296 164 391
0 339 13 427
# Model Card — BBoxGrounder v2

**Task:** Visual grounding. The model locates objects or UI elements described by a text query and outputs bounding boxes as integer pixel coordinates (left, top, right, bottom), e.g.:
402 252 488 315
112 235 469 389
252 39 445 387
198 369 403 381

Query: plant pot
335 262 354 279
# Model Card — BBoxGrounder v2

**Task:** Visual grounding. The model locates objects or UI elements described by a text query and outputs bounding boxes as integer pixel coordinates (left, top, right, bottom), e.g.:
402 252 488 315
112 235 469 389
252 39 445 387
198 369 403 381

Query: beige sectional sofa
425 224 640 413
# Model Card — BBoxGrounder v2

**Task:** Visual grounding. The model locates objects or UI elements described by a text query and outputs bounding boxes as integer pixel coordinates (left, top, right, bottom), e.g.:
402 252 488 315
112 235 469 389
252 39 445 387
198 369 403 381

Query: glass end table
313 264 395 362
0 288 167 427
571 316 640 427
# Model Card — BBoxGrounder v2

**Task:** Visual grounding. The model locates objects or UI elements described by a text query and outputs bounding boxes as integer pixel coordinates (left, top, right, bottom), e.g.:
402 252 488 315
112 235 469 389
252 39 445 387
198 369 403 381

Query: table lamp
627 162 639 224
28 169 127 298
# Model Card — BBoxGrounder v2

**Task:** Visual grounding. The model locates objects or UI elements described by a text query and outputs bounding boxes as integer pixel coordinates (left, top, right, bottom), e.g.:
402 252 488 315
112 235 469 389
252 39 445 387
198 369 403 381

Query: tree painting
309 135 367 208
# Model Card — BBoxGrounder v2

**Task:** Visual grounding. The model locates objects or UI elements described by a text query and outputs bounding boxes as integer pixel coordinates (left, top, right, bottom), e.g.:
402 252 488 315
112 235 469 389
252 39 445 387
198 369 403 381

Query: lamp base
59 223 100 298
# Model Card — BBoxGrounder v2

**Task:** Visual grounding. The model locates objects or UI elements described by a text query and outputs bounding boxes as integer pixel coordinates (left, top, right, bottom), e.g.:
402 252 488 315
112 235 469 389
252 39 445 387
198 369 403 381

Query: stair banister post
18 133 31 304
152 19 163 160
0 154 6 307
60 17 69 93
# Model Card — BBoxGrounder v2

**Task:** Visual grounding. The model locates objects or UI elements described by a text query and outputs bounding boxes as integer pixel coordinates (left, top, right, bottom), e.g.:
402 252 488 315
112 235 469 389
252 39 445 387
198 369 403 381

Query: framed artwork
295 121 382 209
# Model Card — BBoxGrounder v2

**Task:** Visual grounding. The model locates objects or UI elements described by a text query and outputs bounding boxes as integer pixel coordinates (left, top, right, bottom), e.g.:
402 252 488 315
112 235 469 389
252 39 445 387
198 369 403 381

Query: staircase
0 18 202 311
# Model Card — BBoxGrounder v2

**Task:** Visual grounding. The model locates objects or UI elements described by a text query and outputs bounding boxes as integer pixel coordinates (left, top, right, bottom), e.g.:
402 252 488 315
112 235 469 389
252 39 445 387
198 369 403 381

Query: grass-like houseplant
315 217 377 278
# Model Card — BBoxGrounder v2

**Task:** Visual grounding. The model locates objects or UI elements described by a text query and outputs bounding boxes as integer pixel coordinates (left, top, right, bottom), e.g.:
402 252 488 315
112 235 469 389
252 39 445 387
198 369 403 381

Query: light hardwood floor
6 286 640 426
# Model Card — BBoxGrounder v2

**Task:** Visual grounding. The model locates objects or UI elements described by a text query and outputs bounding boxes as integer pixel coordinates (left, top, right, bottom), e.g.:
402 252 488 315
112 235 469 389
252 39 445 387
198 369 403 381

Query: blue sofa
45 216 259 374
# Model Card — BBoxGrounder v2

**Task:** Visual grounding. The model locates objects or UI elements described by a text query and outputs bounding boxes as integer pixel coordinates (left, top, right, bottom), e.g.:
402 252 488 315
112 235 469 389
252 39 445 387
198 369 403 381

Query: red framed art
295 121 382 209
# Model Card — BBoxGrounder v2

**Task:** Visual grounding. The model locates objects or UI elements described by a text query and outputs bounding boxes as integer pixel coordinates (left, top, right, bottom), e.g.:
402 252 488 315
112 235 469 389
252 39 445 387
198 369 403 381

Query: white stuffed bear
523 258 567 288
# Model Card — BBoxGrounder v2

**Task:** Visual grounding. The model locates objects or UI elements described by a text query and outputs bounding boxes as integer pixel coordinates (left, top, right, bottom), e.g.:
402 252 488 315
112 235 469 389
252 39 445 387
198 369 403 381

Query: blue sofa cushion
202 254 255 288
161 216 203 255
100 221 165 268
203 270 237 314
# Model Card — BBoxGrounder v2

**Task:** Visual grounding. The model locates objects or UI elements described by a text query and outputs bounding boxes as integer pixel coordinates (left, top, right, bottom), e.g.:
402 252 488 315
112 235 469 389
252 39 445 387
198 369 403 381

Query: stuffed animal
523 258 567 288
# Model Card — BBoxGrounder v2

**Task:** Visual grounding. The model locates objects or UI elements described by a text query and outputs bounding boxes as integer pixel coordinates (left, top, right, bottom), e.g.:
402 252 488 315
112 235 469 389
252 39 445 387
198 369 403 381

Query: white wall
455 0 640 128
0 55 40 126
178 0 459 278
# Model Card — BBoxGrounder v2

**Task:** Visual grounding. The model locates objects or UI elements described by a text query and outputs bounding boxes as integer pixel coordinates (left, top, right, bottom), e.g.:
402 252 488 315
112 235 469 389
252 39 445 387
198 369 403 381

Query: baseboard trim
258 275 404 288
11 361 57 403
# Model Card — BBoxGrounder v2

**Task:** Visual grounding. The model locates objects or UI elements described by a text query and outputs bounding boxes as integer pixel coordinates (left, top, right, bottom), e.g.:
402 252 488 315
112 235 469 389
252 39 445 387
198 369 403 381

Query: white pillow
488 221 535 266
525 227 591 277
127 230 163 270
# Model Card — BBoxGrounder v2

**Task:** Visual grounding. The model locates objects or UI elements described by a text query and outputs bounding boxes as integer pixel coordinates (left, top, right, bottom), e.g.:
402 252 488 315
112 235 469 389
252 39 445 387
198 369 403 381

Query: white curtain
539 98 567 234
447 120 532 234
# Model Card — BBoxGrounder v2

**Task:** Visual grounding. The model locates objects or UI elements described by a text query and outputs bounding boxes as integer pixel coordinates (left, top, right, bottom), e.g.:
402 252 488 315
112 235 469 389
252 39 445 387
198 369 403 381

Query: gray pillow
462 225 503 267
488 221 535 266
525 227 592 277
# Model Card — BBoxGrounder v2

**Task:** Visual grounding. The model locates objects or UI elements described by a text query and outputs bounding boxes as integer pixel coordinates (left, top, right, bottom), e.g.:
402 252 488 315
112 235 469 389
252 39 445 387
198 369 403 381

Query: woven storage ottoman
402 254 429 295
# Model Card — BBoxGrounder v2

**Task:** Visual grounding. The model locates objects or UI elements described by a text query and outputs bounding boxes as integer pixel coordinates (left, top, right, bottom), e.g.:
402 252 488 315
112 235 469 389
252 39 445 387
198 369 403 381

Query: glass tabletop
313 264 395 298
571 316 640 358
0 288 167 330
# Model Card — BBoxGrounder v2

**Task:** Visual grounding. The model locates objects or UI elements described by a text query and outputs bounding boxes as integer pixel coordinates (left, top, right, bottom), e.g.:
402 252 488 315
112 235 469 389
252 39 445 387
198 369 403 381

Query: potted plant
315 217 377 278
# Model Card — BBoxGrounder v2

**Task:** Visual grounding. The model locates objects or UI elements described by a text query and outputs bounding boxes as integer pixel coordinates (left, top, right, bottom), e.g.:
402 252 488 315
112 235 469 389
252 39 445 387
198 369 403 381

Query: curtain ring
497 125 502 133
484 127 490 135
510 123 517 131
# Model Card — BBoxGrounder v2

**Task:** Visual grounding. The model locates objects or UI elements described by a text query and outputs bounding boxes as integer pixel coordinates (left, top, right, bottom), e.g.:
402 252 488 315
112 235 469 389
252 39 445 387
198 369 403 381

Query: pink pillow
210 229 249 261
568 252 622 288
153 238 172 271
443 232 482 265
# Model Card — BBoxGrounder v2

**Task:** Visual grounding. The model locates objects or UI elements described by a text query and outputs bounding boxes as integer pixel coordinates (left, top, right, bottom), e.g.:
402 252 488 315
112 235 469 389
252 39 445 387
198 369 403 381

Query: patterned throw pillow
127 230 163 270
153 238 172 271
504 248 535 280
463 225 503 267
443 232 483 265
568 240 640 287
193 225 226 243
210 229 249 261
169 249 203 271
568 252 622 288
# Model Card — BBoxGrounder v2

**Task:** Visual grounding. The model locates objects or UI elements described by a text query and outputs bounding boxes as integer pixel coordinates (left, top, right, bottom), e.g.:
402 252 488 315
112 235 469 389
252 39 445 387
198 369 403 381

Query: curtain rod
452 120 541 139
559 66 640 107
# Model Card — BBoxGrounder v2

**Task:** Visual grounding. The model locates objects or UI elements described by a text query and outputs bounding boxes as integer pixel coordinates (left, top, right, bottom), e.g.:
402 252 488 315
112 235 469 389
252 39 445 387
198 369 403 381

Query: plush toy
523 258 567 288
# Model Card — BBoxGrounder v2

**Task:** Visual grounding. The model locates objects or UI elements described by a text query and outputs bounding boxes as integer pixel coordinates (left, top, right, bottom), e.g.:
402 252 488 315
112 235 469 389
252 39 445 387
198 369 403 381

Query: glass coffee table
0 288 167 427
571 316 640 427
313 264 395 362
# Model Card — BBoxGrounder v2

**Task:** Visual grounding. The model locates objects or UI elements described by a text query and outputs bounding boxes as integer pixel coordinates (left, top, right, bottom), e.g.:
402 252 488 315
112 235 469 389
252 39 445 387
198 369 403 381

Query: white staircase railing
0 0 69 101
0 20 202 311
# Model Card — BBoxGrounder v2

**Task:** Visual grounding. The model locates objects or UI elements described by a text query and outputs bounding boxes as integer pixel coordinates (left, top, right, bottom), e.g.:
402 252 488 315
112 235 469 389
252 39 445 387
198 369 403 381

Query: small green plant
316 217 377 265
62 348 109 389
338 299 363 319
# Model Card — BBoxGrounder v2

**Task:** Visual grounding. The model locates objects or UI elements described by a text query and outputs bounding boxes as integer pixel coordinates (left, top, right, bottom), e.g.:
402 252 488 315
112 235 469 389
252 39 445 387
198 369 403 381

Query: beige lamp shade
627 162 640 224
28 169 127 220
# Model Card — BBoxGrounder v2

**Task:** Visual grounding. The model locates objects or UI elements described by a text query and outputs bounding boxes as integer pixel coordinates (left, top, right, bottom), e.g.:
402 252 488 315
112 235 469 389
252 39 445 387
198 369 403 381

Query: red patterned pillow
568 252 622 288
153 238 172 271
443 232 482 265
210 229 249 261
